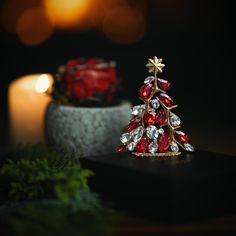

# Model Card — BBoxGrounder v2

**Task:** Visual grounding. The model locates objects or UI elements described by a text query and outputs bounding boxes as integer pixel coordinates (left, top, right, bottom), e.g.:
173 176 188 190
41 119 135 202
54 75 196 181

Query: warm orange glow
43 0 91 28
102 5 146 44
9 74 53 144
16 7 53 46
1 0 147 45
1 0 38 33
89 0 126 28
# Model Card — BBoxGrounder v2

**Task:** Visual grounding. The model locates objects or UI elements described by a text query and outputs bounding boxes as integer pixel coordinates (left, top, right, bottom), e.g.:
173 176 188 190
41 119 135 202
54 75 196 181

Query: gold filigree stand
132 152 181 157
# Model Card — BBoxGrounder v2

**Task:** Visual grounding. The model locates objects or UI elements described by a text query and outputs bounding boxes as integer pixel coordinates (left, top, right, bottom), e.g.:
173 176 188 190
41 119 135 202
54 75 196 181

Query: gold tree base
132 152 181 157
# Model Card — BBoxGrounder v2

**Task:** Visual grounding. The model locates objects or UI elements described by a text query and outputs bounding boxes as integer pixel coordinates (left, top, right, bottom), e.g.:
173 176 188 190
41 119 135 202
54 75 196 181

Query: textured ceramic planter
45 101 131 157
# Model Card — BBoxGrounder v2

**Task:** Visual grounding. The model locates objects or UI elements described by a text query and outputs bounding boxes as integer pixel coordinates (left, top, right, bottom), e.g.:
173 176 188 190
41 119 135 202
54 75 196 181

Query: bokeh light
1 0 147 45
89 0 126 28
16 7 53 46
43 0 91 28
1 0 39 33
102 5 146 44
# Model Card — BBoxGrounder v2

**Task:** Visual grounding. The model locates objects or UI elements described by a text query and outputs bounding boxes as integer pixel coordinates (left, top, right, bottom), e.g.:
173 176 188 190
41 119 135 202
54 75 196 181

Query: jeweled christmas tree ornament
117 56 194 157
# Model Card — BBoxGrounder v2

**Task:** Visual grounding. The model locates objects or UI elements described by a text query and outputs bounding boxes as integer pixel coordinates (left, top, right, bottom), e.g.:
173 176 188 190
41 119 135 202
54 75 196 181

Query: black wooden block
81 150 236 224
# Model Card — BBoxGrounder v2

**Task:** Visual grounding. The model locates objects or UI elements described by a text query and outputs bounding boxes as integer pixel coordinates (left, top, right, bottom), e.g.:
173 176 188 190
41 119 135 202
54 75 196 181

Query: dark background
0 0 234 154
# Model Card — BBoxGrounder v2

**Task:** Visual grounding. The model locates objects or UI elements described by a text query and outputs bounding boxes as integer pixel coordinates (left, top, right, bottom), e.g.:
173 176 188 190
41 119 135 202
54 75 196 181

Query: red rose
62 58 119 103
66 58 85 68
70 80 88 100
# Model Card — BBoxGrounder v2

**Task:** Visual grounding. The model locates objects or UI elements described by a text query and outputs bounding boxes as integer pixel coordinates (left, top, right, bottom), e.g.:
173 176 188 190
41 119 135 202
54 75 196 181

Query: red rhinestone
127 120 141 132
158 79 171 90
156 108 167 126
143 111 157 125
175 131 189 144
158 132 170 153
136 139 150 152
117 144 127 152
159 93 173 107
139 84 153 100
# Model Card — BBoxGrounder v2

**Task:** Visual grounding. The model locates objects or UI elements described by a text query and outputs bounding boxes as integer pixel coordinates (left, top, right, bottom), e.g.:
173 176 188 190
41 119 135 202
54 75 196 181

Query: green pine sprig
0 146 93 205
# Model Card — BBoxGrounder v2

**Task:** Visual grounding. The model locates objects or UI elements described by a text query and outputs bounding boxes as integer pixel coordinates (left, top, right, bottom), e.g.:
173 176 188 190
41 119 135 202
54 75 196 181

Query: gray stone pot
45 101 131 157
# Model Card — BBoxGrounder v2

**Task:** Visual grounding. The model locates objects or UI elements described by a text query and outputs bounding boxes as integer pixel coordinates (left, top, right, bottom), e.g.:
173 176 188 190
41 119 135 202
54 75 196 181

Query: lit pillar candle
8 74 53 145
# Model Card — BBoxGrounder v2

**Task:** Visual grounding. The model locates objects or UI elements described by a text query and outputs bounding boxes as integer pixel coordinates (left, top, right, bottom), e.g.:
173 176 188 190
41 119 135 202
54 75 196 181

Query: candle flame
35 74 51 93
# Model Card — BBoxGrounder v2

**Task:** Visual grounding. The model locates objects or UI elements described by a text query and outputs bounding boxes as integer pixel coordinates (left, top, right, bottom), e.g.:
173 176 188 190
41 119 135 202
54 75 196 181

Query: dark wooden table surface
112 214 236 235
81 150 236 235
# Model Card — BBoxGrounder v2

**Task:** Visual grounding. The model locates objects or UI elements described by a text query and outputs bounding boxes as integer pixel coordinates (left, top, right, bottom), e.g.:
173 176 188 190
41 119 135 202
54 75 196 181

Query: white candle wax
8 74 53 145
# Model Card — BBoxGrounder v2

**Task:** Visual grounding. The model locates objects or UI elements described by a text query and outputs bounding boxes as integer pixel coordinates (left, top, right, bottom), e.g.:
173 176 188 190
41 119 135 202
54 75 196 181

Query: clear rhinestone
144 76 155 84
170 142 179 152
120 132 132 144
127 142 136 151
151 99 160 109
149 141 158 154
170 113 181 127
133 126 144 143
131 105 145 116
184 143 194 152
146 125 159 139
158 128 164 134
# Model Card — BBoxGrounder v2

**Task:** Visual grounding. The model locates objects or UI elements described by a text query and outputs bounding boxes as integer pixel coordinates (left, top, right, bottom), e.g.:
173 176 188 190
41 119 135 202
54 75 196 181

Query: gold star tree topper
146 56 165 75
